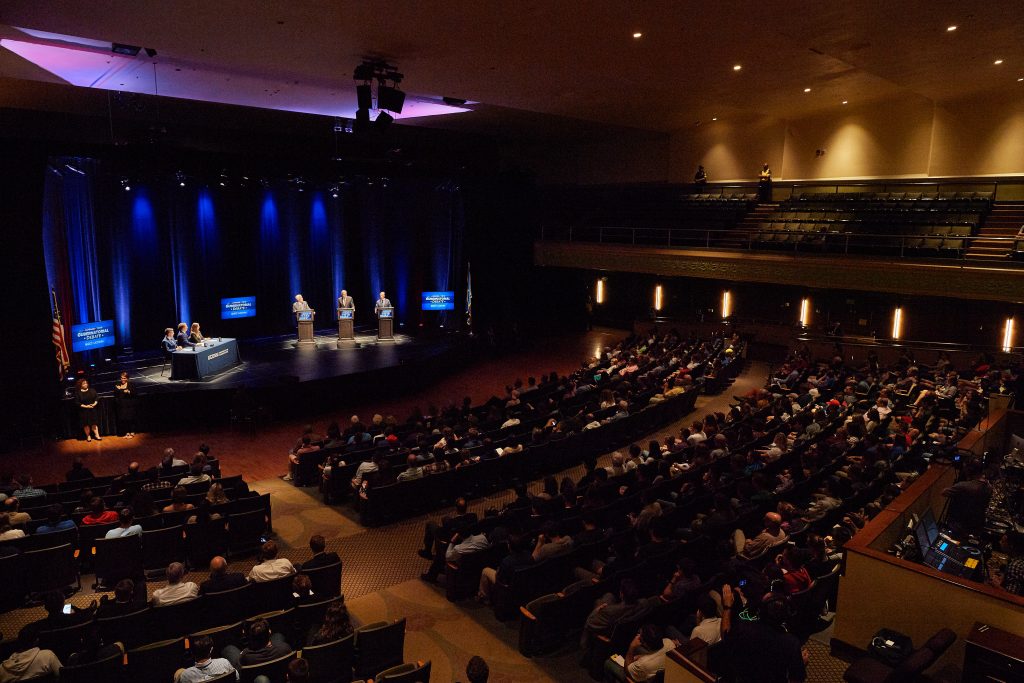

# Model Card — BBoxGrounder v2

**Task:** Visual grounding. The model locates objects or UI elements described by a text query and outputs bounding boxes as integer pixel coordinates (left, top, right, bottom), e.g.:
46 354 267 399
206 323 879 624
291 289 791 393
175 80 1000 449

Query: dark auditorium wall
0 141 59 448
556 269 1022 348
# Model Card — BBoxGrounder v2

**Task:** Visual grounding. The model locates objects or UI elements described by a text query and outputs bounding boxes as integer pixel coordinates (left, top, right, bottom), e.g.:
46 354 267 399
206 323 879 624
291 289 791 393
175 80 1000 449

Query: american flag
51 289 70 377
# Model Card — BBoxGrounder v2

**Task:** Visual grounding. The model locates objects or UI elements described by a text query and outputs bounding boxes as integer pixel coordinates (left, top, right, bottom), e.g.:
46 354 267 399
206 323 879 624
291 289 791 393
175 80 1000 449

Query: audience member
0 632 61 682
297 534 340 572
2 499 30 526
309 600 355 645
151 562 199 606
104 507 142 538
65 457 94 482
82 497 119 526
465 655 490 683
201 556 247 594
177 635 236 683
604 623 675 682
221 618 291 668
35 504 75 534
248 541 296 582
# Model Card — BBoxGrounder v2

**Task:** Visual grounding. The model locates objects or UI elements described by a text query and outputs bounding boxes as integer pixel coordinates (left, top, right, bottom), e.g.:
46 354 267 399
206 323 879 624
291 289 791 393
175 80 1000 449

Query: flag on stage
51 289 70 377
465 262 473 331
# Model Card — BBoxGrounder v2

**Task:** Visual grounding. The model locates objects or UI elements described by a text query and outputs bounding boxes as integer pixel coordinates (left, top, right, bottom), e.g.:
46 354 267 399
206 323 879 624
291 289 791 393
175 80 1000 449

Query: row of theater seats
793 190 993 205
17 592 416 682
354 386 703 525
683 193 758 203
0 488 272 611
434 356 937 680
750 222 973 254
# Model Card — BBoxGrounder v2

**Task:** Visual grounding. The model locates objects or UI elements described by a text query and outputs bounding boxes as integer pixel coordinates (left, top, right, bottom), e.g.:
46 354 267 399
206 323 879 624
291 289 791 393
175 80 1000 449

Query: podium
377 307 395 342
296 309 316 347
337 307 356 349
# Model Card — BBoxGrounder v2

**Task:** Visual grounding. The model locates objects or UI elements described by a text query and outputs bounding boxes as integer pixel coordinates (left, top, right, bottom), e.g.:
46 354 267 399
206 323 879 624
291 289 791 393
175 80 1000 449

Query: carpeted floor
0 358 850 681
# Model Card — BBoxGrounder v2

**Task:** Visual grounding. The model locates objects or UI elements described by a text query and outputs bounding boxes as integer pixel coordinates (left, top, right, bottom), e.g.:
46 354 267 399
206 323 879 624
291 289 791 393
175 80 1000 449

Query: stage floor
85 329 451 396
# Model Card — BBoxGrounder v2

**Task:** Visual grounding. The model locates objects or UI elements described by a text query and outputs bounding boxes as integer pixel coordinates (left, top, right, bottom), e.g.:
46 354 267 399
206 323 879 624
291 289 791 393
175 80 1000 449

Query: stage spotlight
144 47 158 58
891 307 903 340
120 178 131 192
356 83 373 110
377 85 405 113
175 171 186 187
375 111 394 131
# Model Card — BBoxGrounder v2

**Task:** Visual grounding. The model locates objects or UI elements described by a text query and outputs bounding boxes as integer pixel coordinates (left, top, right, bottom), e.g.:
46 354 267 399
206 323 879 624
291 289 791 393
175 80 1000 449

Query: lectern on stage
377 307 395 342
296 309 316 347
337 307 356 349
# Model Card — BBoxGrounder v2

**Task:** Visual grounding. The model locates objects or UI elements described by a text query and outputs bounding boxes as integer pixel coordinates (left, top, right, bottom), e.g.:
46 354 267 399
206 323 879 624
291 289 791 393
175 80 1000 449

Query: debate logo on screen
221 296 256 319
71 320 115 352
421 291 455 311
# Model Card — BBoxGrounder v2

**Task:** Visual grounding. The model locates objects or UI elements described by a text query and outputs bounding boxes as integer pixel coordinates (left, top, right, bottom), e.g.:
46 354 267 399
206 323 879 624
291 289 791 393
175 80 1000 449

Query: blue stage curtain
41 157 466 355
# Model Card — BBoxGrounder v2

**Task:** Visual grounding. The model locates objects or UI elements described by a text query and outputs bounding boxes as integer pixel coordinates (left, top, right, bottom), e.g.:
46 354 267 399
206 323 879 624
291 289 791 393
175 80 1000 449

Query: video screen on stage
297 310 313 321
71 320 115 352
339 309 354 320
421 291 455 310
221 296 256 319
379 308 394 318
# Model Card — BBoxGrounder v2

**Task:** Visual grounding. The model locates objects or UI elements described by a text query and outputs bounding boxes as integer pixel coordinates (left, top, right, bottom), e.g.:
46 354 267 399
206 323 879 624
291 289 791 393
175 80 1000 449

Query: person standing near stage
338 290 354 311
374 291 392 316
113 371 138 439
77 378 101 442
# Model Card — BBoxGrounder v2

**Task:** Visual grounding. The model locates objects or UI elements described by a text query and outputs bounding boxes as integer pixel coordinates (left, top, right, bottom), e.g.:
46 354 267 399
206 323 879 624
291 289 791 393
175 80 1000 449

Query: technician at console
374 291 392 316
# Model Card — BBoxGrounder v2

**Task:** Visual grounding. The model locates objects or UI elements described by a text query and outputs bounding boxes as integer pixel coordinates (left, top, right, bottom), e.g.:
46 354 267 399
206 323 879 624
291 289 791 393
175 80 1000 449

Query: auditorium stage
59 328 467 438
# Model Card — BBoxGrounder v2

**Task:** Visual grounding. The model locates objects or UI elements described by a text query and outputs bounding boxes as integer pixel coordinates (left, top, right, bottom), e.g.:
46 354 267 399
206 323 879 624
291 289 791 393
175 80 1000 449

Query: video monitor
297 310 313 321
71 320 115 352
421 291 455 311
339 309 354 320
379 308 394 318
221 296 256 319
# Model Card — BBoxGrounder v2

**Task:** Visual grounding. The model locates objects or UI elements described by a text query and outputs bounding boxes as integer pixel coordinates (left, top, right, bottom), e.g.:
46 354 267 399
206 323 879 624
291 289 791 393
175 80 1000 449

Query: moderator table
171 338 241 381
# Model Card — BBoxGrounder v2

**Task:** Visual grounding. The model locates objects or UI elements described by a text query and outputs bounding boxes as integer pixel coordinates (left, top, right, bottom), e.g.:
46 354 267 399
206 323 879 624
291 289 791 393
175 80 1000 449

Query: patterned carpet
0 360 850 680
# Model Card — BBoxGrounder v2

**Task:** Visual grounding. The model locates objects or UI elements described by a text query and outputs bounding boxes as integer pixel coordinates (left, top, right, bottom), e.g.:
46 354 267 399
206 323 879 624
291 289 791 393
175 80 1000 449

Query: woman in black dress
113 371 138 438
189 322 205 345
77 378 101 441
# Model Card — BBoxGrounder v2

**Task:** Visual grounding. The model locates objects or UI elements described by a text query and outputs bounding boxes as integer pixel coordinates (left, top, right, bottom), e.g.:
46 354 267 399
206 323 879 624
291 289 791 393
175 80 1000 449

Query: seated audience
82 497 119 526
0 632 61 682
11 476 45 503
162 486 196 514
177 635 237 683
739 512 788 559
152 562 199 606
104 507 142 538
297 534 340 572
35 504 75 534
221 617 292 668
309 600 356 645
248 541 296 582
97 579 146 618
419 497 478 560
2 499 30 526
466 655 490 683
604 623 676 682
177 463 211 487
721 585 806 683
65 457 94 482
581 578 653 649
201 556 247 594
533 521 573 561
0 514 25 541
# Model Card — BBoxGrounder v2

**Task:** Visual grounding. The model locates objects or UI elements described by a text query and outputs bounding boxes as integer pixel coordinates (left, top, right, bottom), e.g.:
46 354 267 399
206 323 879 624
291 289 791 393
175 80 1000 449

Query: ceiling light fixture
712 117 717 121
946 25 957 32
733 64 742 71
1018 78 1024 82
632 32 643 39
842 100 848 104
994 59 1004 65
804 87 812 93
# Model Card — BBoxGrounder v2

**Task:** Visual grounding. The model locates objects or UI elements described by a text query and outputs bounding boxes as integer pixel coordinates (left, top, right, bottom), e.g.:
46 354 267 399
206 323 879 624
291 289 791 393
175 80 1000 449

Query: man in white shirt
247 541 295 583
177 635 237 683
444 531 490 562
152 562 199 606
604 623 676 682
689 595 722 646
104 508 143 539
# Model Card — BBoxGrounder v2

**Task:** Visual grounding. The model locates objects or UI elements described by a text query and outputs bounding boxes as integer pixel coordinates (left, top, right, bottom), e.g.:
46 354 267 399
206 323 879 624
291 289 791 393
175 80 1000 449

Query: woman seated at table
189 322 205 345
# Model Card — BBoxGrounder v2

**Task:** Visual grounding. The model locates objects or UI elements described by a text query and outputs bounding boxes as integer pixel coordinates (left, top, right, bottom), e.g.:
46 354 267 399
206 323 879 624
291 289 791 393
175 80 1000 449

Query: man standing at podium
374 291 392 316
293 294 311 313
338 290 354 311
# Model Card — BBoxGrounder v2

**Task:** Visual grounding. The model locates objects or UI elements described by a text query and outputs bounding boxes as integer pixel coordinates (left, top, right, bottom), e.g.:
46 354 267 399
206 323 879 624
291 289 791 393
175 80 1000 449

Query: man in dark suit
418 497 478 560
200 556 247 594
176 322 195 348
337 290 355 311
96 578 147 618
297 534 340 572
